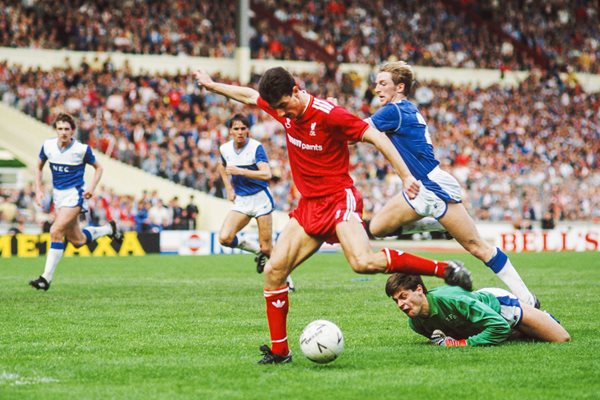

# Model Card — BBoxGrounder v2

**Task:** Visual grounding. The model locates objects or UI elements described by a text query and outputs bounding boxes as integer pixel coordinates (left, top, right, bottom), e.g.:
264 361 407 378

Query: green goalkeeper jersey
408 286 512 346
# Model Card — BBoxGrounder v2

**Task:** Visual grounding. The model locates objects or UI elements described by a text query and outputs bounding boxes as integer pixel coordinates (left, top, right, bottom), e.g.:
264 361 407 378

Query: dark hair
53 112 76 130
227 113 251 129
258 67 296 106
385 273 428 297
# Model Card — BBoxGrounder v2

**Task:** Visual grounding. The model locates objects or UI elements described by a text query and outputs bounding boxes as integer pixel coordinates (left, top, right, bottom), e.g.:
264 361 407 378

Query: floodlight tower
236 0 251 84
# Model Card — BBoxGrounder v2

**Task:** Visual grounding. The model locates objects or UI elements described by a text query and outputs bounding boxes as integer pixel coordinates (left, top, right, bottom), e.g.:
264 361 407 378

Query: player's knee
366 218 386 238
264 261 289 286
556 332 571 343
70 238 87 248
550 326 571 343
218 234 235 247
49 224 62 236
259 244 271 257
347 254 376 274
49 225 65 241
368 225 382 238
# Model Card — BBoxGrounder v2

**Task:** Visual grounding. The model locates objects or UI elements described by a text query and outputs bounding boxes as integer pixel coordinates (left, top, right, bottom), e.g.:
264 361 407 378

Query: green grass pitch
1 251 599 399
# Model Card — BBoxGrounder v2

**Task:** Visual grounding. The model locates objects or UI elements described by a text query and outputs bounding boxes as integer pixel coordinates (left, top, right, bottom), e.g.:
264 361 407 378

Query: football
299 320 344 364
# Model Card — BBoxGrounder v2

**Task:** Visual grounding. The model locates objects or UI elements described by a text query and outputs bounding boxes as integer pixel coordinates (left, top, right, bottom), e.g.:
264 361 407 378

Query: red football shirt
257 94 368 198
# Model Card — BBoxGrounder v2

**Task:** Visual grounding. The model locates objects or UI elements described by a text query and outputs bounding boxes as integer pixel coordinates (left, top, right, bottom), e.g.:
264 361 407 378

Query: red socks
263 251 444 357
264 286 290 356
382 248 447 277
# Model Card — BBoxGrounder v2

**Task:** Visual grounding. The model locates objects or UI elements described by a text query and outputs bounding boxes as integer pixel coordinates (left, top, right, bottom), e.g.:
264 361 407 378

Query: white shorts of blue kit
476 287 523 328
232 189 274 218
53 187 88 213
403 167 462 219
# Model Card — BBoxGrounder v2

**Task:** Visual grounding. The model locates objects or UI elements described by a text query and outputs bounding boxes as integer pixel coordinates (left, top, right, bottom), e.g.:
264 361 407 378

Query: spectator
184 195 200 230
169 196 185 230
134 200 151 233
148 198 170 232
540 211 556 230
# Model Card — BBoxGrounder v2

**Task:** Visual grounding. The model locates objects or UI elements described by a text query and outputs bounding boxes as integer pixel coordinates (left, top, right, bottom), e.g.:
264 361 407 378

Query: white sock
82 224 113 241
237 239 261 254
286 275 295 291
42 243 65 282
496 261 535 306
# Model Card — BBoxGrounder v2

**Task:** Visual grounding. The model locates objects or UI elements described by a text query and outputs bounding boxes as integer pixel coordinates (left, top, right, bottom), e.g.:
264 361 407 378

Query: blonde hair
379 61 415 97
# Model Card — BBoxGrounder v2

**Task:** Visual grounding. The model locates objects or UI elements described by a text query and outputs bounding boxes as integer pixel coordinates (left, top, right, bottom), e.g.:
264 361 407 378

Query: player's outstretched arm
362 127 420 199
194 68 259 105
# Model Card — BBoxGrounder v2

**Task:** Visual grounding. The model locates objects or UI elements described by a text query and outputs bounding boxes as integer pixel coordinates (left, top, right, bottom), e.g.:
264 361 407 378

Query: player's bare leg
64 213 88 247
256 213 295 287
368 192 421 237
253 213 271 272
218 211 253 250
256 213 273 256
516 303 570 342
336 216 471 289
264 218 321 289
440 203 535 306
337 216 388 273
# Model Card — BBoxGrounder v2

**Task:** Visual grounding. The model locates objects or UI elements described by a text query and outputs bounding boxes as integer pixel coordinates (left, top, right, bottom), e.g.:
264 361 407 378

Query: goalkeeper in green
385 273 570 346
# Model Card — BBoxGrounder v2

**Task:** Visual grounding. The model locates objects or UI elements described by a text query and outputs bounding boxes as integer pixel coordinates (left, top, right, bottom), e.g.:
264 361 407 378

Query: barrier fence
1 227 599 258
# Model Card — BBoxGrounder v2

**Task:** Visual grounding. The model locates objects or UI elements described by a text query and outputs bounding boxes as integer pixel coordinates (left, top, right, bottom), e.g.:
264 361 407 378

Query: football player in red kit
194 67 472 364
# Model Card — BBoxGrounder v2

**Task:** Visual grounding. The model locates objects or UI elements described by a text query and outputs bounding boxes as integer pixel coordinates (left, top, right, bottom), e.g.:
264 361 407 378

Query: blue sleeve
255 145 269 164
83 146 96 165
39 146 47 162
370 104 402 133
220 153 226 166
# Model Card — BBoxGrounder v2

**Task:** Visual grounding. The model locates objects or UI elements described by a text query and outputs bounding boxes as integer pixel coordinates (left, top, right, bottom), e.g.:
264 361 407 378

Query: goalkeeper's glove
430 329 467 347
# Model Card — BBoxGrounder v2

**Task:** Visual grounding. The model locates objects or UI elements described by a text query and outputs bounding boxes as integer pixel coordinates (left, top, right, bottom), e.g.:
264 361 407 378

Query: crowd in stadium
459 0 600 74
0 0 239 57
0 184 200 234
1 0 598 72
1 0 599 234
1 59 599 232
256 0 526 69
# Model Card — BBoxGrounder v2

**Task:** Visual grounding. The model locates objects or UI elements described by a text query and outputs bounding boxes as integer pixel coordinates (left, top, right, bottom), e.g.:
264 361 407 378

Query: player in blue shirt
29 113 123 291
366 61 536 307
217 114 294 289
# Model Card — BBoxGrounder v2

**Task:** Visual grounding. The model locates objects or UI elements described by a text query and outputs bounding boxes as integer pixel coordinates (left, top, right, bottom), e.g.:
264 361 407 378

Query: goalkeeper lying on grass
385 273 570 346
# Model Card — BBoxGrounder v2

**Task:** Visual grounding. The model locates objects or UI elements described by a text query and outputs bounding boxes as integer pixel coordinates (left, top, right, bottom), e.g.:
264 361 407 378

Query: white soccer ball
299 319 344 364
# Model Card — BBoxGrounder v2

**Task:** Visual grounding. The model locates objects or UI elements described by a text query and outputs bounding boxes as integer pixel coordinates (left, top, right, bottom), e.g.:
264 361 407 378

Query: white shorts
403 167 462 219
53 187 88 213
232 189 274 218
476 287 523 328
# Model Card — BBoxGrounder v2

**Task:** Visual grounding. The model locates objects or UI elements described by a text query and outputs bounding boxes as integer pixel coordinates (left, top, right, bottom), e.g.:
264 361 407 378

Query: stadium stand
0 102 291 233
3 0 597 73
1 1 599 234
1 59 598 227
254 0 531 69
0 0 238 57
454 0 600 74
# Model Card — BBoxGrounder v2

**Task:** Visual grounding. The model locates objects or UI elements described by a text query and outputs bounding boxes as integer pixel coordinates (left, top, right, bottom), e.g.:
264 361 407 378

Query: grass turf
1 251 599 399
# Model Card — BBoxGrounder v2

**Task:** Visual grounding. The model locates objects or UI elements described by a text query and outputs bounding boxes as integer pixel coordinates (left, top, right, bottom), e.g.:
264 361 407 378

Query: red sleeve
325 106 369 142
257 96 284 124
